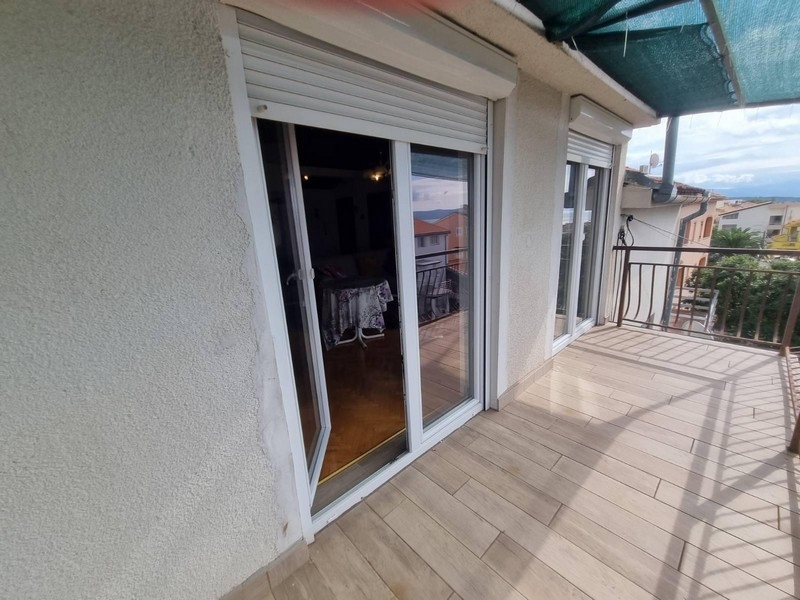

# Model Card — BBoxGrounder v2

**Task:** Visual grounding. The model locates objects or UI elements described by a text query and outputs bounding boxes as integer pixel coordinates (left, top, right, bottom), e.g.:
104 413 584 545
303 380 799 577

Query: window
722 212 739 220
769 215 783 225
702 217 713 238
416 237 424 248
721 224 737 231
456 227 463 236
411 144 474 429
554 162 609 341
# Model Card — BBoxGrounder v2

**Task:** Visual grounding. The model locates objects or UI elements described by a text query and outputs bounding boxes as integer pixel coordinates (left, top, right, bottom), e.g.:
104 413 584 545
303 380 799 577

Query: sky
626 103 800 198
412 176 467 213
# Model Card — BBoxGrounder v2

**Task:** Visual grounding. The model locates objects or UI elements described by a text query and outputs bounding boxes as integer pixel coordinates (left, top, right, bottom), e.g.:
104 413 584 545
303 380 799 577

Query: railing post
781 276 800 454
616 247 631 327
788 381 800 453
779 275 800 357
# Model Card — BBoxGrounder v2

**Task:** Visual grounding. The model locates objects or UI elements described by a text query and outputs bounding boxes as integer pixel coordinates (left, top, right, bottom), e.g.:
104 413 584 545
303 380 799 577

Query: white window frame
553 162 610 353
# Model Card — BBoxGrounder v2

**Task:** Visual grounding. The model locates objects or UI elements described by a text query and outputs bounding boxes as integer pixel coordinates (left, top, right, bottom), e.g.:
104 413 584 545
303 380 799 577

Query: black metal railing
612 246 800 353
415 249 469 324
612 245 800 453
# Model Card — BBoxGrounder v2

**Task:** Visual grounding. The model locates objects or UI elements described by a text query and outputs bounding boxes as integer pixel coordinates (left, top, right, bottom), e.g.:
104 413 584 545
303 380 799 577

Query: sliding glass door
554 161 609 345
258 120 484 517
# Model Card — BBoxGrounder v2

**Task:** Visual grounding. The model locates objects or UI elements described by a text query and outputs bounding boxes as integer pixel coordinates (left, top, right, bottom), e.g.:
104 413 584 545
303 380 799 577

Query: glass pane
411 145 473 428
577 167 604 322
258 120 321 469
554 163 578 339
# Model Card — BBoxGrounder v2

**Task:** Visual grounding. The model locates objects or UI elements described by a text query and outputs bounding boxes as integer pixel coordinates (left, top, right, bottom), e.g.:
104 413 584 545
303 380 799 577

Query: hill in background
728 196 800 203
413 209 457 222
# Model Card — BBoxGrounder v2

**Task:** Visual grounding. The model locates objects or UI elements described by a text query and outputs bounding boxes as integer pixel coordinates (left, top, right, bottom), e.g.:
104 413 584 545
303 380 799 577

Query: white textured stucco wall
624 205 683 324
1 1 300 599
495 72 568 393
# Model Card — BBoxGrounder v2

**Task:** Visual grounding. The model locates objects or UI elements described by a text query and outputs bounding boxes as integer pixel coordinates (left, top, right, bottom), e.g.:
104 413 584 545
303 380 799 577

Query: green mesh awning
518 0 800 116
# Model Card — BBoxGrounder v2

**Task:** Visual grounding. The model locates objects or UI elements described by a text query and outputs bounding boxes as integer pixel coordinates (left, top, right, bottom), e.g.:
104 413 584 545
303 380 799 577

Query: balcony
229 324 800 600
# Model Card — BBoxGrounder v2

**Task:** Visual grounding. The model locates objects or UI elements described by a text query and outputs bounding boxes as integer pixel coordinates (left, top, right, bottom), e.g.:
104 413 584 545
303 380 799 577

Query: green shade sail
519 0 800 116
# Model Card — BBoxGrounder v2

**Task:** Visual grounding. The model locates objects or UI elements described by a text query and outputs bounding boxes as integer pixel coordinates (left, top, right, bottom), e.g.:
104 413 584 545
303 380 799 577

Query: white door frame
282 123 332 500
391 141 424 453
220 5 490 540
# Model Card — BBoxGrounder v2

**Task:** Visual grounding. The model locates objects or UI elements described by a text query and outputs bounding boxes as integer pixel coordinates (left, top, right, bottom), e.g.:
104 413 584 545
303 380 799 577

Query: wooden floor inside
319 312 470 481
237 325 800 600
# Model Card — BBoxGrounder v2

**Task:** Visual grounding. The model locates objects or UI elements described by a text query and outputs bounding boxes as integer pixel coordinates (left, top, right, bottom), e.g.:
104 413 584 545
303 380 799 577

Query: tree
690 255 800 346
710 227 762 249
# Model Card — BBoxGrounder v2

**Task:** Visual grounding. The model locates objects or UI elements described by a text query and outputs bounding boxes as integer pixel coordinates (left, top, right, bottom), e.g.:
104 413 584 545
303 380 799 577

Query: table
322 277 394 349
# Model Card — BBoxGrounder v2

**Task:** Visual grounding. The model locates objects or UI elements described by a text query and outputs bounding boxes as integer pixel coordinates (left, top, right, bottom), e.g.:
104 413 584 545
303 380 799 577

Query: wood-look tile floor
235 325 800 600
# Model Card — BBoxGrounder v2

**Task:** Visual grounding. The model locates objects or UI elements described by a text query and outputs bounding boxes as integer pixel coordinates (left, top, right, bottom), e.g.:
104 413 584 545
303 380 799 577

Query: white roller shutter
236 10 489 154
566 131 614 168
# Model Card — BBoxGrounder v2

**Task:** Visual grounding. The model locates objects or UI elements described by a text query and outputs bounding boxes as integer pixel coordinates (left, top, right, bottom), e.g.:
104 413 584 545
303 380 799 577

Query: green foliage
690 256 800 345
710 227 763 249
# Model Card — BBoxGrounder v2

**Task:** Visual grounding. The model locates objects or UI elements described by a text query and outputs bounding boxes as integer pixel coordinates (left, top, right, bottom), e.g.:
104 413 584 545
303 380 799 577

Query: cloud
681 173 755 185
627 103 800 197
412 176 467 212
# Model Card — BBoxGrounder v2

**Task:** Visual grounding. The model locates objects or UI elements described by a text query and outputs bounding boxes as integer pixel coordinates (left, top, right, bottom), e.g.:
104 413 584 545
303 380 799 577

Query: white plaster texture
0 1 301 598
623 205 683 324
494 72 567 393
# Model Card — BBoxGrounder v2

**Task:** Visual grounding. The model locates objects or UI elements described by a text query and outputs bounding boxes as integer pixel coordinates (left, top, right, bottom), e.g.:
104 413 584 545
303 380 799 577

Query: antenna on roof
649 152 660 168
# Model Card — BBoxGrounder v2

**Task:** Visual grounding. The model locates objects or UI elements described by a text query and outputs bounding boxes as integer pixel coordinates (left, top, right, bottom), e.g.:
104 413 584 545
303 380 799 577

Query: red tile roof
716 201 772 215
413 219 450 236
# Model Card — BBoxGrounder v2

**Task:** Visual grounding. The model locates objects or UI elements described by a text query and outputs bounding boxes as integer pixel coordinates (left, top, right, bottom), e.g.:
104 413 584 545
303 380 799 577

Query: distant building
620 168 723 327
413 218 449 270
715 200 800 240
434 208 468 268
769 219 800 250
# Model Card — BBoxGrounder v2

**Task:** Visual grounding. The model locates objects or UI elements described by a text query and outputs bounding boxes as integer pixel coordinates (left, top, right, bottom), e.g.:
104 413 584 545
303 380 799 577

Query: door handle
286 272 299 285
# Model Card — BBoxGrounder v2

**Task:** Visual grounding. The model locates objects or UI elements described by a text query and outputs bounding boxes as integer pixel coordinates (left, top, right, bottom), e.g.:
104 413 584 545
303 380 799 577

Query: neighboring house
619 168 722 327
413 218 450 269
435 208 469 267
413 219 451 319
16 2 796 600
715 200 800 240
769 219 800 250
679 195 722 273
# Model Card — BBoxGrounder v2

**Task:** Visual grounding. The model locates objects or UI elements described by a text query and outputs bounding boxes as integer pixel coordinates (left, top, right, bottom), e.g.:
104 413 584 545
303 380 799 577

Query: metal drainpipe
661 199 709 329
654 117 679 203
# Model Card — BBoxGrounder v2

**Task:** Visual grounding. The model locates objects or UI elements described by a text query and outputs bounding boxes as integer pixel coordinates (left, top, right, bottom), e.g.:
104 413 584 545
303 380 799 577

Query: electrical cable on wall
617 214 635 246
627 215 713 248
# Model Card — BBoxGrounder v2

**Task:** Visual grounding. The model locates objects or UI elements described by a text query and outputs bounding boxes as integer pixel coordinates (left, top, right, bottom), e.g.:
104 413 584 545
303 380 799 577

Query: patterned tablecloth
322 277 394 348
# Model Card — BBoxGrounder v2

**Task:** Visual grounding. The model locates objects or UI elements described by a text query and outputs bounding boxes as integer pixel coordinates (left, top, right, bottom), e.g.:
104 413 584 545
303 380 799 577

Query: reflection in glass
411 145 473 428
554 163 578 339
577 167 603 323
